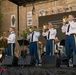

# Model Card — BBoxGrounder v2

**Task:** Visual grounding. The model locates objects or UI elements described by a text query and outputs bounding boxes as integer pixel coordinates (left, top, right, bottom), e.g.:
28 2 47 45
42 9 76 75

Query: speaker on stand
18 55 36 66
0 56 18 75
41 55 60 68
73 54 76 67
2 56 18 66
18 55 36 75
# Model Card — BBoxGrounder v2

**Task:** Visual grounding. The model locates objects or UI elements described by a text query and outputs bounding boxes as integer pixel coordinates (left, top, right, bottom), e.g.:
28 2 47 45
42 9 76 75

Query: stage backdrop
38 11 76 40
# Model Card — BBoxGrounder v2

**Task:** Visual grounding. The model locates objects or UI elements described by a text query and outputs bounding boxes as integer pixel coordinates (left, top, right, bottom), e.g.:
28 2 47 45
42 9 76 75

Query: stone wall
1 0 76 35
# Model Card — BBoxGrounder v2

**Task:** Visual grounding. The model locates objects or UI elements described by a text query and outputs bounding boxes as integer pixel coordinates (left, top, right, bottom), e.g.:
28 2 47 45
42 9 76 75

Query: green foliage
21 28 30 39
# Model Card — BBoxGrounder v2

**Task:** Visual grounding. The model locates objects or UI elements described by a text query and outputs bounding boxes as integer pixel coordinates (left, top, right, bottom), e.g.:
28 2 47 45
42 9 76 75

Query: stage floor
0 66 76 75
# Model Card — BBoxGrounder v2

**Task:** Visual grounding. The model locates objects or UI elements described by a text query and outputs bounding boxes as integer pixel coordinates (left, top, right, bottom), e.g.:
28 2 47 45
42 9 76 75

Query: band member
5 27 16 56
61 14 76 59
42 22 57 55
27 26 40 64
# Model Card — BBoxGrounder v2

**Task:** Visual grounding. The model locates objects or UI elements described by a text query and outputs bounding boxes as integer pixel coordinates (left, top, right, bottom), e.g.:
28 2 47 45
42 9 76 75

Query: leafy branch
21 28 30 39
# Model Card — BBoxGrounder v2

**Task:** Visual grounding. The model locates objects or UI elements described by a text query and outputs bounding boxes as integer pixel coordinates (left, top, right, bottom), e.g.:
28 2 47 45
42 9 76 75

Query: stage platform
0 66 76 75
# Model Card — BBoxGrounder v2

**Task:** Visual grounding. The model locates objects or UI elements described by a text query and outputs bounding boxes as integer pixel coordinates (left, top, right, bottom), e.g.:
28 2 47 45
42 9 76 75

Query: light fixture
32 3 35 15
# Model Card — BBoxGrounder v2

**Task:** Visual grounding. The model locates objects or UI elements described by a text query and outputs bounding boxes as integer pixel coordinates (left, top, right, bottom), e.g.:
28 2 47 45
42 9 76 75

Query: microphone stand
18 32 31 75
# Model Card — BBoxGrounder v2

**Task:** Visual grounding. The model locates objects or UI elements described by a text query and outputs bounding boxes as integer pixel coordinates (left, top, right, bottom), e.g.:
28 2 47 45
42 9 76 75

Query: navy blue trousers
29 42 39 64
65 34 76 59
7 43 15 56
46 40 54 55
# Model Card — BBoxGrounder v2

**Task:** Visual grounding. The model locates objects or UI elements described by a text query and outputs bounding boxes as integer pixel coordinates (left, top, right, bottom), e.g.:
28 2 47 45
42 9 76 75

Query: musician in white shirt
27 26 40 64
5 27 16 56
61 14 76 59
42 22 57 55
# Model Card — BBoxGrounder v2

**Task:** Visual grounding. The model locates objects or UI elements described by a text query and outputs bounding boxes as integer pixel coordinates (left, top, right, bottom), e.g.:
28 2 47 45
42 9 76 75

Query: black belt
8 43 15 44
30 41 37 43
47 39 54 41
66 33 75 36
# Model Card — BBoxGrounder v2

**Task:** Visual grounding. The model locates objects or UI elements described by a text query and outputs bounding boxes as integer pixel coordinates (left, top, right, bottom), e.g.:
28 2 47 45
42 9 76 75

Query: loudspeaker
41 55 60 67
60 53 69 67
73 54 76 67
18 55 36 66
2 56 18 66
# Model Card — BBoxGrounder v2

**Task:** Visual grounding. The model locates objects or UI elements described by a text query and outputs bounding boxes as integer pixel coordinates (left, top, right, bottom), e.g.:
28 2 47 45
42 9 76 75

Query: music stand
18 39 29 48
18 39 29 46
60 39 65 46
17 39 29 54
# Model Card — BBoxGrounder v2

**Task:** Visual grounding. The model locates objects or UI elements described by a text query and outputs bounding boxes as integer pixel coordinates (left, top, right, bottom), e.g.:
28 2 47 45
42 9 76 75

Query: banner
27 11 33 26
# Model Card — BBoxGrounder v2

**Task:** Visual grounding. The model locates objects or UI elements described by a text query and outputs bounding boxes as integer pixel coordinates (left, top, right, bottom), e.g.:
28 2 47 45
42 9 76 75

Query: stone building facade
1 0 76 35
